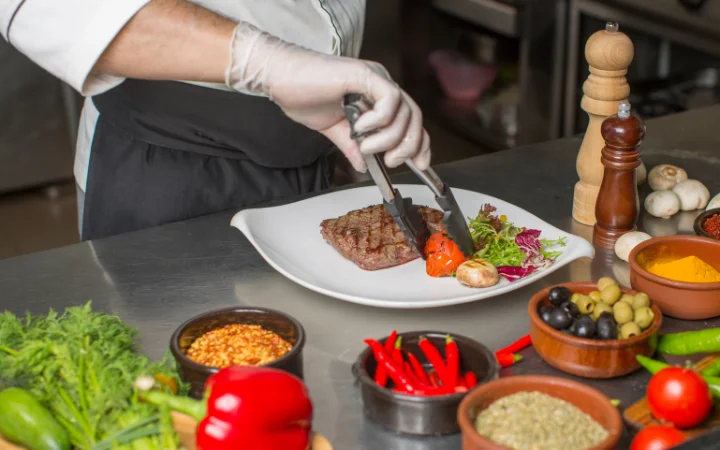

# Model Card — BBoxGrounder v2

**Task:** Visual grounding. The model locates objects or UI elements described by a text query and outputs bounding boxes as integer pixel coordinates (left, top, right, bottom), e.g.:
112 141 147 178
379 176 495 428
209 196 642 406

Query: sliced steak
320 204 445 271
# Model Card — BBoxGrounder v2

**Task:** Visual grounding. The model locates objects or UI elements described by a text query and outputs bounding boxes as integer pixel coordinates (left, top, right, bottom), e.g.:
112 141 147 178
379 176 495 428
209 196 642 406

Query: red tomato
630 425 685 450
647 367 712 429
425 232 467 277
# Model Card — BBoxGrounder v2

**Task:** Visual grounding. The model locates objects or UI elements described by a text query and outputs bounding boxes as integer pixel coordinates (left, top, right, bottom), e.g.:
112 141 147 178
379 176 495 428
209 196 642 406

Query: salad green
468 205 566 281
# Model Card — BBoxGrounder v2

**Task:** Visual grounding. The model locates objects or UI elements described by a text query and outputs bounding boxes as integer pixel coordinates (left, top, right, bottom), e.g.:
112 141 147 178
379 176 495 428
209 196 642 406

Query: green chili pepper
657 329 720 355
636 355 720 399
702 358 720 377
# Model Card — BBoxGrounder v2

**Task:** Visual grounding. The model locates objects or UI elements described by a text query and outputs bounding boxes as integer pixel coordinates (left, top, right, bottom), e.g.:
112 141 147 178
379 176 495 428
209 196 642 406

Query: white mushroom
614 231 651 263
644 190 681 219
708 193 720 211
636 163 647 186
455 259 499 288
648 164 688 191
671 179 711 211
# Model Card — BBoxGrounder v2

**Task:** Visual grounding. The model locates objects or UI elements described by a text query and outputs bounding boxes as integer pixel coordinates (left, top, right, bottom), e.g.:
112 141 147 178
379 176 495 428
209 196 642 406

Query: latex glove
224 23 431 172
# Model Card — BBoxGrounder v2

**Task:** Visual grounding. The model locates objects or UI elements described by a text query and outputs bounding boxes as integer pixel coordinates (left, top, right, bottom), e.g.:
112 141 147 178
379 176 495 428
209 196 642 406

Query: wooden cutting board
624 354 720 439
0 412 333 450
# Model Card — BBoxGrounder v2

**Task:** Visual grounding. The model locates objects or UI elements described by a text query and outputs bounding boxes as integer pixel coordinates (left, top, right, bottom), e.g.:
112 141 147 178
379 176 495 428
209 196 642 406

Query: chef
1 0 431 240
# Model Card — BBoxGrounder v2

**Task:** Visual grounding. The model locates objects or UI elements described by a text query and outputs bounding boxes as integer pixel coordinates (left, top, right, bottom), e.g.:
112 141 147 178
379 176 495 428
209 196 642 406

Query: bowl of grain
457 375 622 450
629 235 720 320
170 306 305 398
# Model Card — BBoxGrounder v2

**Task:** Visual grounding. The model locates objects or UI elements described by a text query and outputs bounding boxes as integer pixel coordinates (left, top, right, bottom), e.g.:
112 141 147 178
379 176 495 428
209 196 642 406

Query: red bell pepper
139 366 313 450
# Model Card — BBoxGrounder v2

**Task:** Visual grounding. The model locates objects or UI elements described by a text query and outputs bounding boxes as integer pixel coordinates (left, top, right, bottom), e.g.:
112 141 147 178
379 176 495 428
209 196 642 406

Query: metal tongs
342 94 474 258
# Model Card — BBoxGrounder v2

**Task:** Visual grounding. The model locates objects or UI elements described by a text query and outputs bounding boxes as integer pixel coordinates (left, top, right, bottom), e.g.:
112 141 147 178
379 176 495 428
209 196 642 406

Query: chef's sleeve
0 0 151 96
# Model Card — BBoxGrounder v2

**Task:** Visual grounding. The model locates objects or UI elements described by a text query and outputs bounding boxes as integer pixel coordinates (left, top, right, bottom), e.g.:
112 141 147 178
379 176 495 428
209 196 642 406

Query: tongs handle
343 94 444 199
342 94 395 203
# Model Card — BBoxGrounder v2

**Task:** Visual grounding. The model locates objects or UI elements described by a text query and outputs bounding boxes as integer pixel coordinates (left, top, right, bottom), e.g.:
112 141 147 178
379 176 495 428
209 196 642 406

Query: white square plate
231 185 594 308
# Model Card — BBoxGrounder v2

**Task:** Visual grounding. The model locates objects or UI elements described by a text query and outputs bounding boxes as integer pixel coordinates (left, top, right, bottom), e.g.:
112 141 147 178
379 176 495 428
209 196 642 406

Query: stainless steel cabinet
0 39 76 194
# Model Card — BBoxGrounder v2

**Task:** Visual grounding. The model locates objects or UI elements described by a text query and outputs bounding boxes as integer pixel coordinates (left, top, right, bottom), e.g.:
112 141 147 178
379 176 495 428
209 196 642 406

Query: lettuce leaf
469 207 567 282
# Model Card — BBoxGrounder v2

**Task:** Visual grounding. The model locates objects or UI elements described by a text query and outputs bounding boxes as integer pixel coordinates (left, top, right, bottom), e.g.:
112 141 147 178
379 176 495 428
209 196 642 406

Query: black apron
82 79 337 241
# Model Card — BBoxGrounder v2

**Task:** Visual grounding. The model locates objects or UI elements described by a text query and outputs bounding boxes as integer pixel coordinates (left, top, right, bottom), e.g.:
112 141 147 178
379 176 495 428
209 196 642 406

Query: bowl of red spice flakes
694 208 720 241
171 306 305 398
352 331 498 436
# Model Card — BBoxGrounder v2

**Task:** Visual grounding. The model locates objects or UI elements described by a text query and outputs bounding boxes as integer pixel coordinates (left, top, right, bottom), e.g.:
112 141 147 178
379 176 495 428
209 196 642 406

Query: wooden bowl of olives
528 279 662 379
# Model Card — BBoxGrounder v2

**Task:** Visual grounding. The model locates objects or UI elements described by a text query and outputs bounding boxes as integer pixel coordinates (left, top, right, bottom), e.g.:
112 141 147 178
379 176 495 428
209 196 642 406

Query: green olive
613 301 634 325
634 307 655 330
592 302 614 320
600 284 622 305
620 322 642 339
633 293 651 310
570 293 582 304
620 294 635 305
576 296 595 315
589 291 602 302
597 277 617 292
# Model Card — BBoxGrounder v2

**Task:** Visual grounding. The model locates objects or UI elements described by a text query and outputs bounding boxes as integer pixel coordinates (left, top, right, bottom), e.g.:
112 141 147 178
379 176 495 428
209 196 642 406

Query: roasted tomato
647 367 712 429
630 425 685 450
425 232 468 277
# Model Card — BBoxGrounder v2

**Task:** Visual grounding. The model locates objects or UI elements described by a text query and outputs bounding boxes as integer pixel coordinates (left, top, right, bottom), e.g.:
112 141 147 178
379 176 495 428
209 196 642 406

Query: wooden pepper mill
593 101 645 249
573 21 644 226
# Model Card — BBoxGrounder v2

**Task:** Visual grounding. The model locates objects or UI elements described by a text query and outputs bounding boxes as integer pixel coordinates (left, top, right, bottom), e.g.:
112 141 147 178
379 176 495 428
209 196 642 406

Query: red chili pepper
465 371 478 388
495 334 532 355
374 330 398 387
428 371 440 387
365 339 416 393
407 352 430 385
393 385 464 396
445 335 459 388
197 366 313 450
497 353 522 368
404 362 431 388
392 337 404 366
418 336 451 386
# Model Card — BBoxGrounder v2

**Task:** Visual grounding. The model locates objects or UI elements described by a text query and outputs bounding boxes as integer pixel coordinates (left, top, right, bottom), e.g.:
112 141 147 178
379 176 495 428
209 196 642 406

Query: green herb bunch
0 302 184 449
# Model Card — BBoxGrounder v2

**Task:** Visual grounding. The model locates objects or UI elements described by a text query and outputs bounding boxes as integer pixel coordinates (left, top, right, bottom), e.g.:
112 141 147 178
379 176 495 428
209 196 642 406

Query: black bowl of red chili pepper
352 331 499 436
171 306 305 399
694 208 720 240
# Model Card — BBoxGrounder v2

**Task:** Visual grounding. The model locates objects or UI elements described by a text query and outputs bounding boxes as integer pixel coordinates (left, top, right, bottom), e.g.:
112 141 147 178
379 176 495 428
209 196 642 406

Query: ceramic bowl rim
170 306 306 376
456 374 623 450
528 282 662 349
353 330 499 403
628 235 720 290
693 208 720 241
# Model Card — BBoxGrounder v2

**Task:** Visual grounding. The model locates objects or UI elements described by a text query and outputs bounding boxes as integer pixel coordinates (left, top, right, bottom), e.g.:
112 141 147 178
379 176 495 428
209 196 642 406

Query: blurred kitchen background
2 0 720 259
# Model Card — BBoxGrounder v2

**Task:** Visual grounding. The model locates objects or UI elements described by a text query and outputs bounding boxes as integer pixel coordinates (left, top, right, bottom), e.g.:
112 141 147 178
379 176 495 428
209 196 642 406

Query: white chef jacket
0 0 366 191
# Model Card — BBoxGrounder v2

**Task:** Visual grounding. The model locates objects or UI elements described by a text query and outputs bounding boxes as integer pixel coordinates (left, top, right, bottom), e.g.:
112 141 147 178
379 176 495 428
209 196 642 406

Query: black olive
560 301 580 318
539 305 553 324
596 314 618 340
574 316 596 339
548 286 572 307
568 319 578 335
547 308 573 330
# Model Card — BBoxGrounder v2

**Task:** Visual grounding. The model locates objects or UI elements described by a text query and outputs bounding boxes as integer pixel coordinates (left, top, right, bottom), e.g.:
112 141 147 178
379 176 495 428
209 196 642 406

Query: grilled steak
320 205 445 271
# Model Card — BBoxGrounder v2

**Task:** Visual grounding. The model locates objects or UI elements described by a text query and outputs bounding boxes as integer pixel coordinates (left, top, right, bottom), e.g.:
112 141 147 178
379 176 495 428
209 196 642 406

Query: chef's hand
225 23 431 172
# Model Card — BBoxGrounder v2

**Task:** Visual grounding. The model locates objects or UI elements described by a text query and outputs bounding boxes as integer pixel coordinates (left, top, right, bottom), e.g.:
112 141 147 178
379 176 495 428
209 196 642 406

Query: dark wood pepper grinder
593 101 645 249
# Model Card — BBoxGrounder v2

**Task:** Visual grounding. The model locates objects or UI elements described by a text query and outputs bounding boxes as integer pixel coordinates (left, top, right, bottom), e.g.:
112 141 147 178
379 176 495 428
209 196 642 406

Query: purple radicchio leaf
516 229 554 270
497 265 537 281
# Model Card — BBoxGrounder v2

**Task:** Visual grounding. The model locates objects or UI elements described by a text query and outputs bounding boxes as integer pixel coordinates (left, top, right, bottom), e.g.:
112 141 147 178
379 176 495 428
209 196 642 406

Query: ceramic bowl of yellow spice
629 235 720 320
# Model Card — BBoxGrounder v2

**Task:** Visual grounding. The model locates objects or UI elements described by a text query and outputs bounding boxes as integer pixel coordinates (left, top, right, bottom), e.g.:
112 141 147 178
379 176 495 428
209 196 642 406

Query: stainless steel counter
2 106 720 449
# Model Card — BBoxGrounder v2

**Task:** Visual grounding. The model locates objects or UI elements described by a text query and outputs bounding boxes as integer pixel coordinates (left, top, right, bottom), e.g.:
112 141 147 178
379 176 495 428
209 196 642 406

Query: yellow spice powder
647 255 720 283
